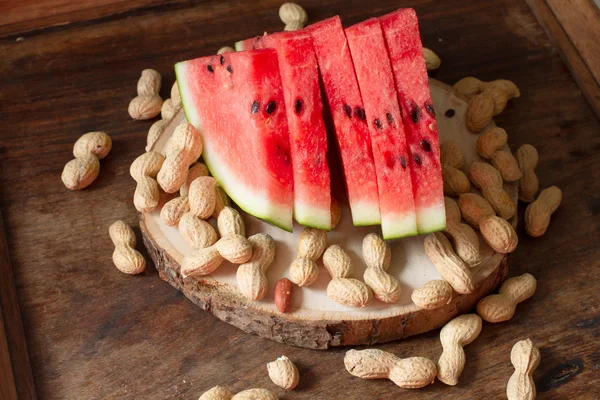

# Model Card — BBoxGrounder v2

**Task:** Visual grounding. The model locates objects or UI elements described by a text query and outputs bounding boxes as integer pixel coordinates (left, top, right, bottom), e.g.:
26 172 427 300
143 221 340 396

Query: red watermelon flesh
175 49 294 231
345 18 417 239
379 9 445 233
236 32 332 230
306 16 381 226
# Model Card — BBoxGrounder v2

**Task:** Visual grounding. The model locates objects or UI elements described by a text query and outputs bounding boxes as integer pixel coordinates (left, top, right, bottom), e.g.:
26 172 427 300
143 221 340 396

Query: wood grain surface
0 0 599 399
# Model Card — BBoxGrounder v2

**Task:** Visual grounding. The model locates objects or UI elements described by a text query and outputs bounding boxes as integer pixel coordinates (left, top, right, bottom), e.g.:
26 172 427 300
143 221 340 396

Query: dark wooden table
1 1 599 399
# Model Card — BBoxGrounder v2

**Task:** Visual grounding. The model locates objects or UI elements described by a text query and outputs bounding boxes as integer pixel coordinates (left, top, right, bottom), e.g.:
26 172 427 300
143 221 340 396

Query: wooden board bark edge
141 213 508 349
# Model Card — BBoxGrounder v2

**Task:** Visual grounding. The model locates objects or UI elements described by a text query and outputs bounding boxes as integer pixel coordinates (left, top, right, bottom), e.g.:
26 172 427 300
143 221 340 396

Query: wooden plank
527 0 600 119
0 310 18 400
0 0 178 37
0 0 599 399
546 0 600 84
0 213 36 400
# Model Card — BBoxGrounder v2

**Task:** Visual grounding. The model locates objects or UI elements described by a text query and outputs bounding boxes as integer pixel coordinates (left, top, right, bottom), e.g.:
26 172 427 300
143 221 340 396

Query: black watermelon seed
374 118 382 129
220 55 225 65
295 98 303 114
354 107 366 120
400 156 407 169
420 140 431 152
343 104 352 118
445 109 456 118
386 112 394 123
414 154 422 165
227 65 233 73
266 101 277 115
425 103 435 117
410 106 420 123
207 64 214 73
251 101 260 114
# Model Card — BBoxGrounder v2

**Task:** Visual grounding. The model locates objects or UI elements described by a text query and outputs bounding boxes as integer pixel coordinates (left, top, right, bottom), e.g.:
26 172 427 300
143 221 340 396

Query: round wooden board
140 78 514 349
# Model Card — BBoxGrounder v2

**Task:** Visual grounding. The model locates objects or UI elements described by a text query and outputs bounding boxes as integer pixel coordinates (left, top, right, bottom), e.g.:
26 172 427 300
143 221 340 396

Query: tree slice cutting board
140 79 514 349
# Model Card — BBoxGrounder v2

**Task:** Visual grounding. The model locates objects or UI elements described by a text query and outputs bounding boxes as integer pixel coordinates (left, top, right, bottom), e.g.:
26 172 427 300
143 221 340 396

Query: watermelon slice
379 9 446 233
175 49 294 231
345 18 417 239
236 32 332 230
306 16 381 226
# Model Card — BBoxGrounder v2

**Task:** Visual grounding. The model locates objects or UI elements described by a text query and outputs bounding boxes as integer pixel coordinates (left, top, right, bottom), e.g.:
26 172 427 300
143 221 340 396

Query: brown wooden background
0 0 599 399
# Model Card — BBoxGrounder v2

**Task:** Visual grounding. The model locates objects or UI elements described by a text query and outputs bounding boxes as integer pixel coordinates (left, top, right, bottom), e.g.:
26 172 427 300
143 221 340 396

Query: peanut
188 176 217 219
157 122 203 193
507 339 540 400
236 233 275 301
454 77 485 100
437 314 482 386
137 69 161 96
411 280 453 310
171 81 181 108
274 278 293 313
217 46 235 54
323 245 373 307
217 207 246 237
109 221 145 274
129 69 163 120
146 119 168 152
231 389 277 400
525 186 562 237
179 212 218 249
61 155 100 190
161 98 177 120
180 162 210 197
161 196 190 226
476 273 537 323
160 162 209 225
464 79 519 131
516 144 539 203
344 349 437 389
476 127 508 159
62 131 111 190
469 162 516 220
423 47 441 71
466 93 494 132
128 95 162 120
424 232 474 294
442 164 471 196
72 131 112 159
479 215 518 254
289 228 326 287
454 77 519 101
362 233 401 303
181 207 251 277
199 386 234 400
130 151 165 212
443 196 458 220
331 197 341 229
267 355 299 390
444 197 481 267
458 193 496 229
440 140 465 169
213 185 231 217
476 127 521 182
279 3 308 31
198 387 277 400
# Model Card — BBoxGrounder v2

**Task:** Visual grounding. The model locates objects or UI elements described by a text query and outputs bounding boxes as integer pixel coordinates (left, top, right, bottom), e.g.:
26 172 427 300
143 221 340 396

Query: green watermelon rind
175 62 293 232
